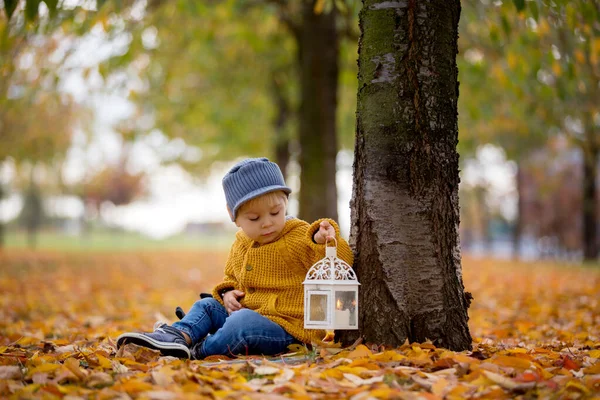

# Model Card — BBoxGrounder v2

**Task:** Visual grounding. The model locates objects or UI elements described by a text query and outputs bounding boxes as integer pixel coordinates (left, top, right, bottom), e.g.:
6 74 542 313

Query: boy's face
235 195 287 245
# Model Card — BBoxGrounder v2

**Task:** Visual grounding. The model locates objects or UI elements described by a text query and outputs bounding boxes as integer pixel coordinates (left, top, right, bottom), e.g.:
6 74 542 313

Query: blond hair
237 190 289 217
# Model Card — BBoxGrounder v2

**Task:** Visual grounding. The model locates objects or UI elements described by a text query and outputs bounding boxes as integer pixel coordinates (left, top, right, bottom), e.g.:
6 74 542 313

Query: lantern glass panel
334 291 357 327
308 292 329 323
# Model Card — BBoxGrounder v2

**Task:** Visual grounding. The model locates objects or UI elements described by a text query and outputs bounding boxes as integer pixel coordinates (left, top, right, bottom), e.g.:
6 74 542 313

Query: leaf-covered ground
1 251 599 399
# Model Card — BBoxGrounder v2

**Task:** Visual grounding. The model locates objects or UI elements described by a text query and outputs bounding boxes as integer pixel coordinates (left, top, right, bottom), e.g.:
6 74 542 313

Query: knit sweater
212 217 354 344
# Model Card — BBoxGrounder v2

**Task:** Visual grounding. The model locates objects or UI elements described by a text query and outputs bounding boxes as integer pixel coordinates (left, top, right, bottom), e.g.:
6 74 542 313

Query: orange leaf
491 355 532 370
561 355 580 371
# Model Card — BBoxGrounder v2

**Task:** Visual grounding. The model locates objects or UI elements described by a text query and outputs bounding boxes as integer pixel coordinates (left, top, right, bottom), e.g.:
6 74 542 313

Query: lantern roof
303 238 359 285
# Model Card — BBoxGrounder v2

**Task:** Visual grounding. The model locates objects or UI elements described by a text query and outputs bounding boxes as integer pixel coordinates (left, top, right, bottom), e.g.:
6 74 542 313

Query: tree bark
271 75 291 177
512 161 524 260
582 143 598 261
339 0 472 351
0 184 4 249
474 184 490 252
297 0 339 222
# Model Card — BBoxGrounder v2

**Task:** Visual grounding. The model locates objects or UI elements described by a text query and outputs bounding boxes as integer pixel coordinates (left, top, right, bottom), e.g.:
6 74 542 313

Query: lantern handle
325 236 337 248
325 236 337 258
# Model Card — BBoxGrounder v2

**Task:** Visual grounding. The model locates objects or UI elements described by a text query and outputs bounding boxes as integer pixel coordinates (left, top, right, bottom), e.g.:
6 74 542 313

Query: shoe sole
117 332 191 359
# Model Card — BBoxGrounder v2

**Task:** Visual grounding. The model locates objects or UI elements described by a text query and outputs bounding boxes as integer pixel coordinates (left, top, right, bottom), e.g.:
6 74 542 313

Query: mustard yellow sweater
212 217 354 344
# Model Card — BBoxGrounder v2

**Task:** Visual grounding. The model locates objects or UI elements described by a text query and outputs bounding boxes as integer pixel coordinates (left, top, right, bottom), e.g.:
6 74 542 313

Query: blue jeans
172 297 297 358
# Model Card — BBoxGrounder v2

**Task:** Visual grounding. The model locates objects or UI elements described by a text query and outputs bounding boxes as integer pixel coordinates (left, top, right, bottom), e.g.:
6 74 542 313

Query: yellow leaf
287 343 309 354
565 380 590 394
583 363 600 374
63 358 87 380
337 366 370 376
451 353 479 365
27 363 61 377
17 337 40 346
588 349 600 358
431 377 450 397
114 379 154 393
95 354 112 370
370 350 406 362
370 388 397 398
322 369 344 379
506 348 528 354
348 344 372 359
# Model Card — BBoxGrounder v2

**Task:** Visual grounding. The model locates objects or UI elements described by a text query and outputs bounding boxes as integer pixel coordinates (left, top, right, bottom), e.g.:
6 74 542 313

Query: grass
2 229 235 252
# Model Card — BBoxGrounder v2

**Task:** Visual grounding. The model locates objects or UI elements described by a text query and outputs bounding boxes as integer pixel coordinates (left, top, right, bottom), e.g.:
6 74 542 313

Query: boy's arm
307 218 354 266
287 218 354 270
212 242 241 306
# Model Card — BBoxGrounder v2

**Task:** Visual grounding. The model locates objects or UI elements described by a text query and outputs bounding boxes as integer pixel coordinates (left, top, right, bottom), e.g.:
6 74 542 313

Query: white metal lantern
303 237 359 330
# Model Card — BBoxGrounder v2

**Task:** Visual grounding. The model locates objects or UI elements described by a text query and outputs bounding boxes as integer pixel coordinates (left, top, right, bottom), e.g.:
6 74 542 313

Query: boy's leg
193 308 297 359
117 298 228 359
171 297 228 344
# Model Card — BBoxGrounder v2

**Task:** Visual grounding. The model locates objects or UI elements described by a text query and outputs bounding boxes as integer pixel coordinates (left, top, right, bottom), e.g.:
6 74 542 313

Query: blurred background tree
459 0 599 261
102 0 359 222
0 0 90 247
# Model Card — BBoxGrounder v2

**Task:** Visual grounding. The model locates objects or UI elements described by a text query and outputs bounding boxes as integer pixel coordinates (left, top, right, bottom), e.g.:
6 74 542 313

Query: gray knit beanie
223 157 291 221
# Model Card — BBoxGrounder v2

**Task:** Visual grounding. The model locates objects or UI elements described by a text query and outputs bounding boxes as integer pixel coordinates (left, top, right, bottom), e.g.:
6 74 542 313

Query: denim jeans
171 297 297 358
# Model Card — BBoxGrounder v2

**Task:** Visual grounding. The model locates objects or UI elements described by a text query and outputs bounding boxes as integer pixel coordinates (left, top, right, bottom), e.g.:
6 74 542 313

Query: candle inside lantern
334 298 350 325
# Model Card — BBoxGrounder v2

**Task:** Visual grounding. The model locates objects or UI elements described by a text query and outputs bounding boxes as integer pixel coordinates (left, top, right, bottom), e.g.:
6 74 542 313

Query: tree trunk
22 174 43 250
512 161 524 260
297 1 339 222
339 0 472 351
0 183 4 249
474 184 491 253
271 75 291 178
582 143 598 261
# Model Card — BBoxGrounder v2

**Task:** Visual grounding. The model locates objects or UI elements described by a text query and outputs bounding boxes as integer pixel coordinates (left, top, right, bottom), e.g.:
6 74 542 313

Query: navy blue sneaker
117 323 191 359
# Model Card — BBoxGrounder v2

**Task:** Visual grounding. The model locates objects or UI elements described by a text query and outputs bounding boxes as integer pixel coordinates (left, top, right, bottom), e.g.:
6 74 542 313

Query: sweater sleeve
288 218 354 271
211 241 241 306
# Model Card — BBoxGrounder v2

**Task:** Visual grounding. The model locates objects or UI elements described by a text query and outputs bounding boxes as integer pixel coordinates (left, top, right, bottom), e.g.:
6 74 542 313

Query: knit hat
223 158 291 221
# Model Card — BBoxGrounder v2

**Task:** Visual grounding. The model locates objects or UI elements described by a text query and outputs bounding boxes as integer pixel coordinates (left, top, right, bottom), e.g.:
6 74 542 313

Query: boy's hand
314 220 336 244
223 290 245 314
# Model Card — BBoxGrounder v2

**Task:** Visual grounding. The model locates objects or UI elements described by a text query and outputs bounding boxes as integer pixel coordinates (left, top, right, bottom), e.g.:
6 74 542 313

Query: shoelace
153 321 168 331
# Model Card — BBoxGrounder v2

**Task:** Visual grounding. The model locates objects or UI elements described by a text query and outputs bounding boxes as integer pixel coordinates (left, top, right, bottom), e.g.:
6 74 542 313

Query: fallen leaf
0 366 22 380
561 355 580 370
86 372 113 388
483 370 536 391
63 358 87 380
253 365 280 375
347 344 372 359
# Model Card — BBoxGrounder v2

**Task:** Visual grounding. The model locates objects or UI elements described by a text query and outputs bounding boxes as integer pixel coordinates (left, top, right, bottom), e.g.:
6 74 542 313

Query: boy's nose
262 218 273 228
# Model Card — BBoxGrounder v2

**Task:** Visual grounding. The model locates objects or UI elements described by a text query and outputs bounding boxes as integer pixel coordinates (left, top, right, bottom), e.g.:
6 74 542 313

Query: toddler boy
117 157 353 358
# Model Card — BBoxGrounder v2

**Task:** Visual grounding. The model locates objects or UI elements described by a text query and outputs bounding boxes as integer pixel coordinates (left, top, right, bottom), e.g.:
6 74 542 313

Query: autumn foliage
0 251 599 399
